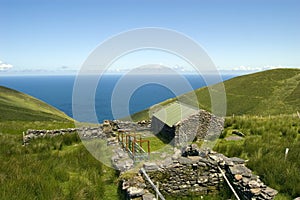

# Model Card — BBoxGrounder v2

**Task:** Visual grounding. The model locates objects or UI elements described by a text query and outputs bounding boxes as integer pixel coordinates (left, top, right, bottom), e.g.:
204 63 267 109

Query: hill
0 86 73 122
131 68 300 120
0 86 74 134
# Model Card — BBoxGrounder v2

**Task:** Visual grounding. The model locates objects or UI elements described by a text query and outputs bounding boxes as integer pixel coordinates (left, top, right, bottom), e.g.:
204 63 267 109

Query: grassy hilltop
131 68 300 120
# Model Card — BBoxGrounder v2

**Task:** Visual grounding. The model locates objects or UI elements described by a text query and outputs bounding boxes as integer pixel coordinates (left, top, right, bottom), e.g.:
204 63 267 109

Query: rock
127 187 145 197
198 161 207 167
178 157 193 165
143 162 159 172
250 188 261 195
229 164 252 177
142 193 156 200
172 149 181 160
248 180 260 188
293 198 300 200
197 176 209 184
160 152 167 158
263 187 278 197
234 174 243 181
160 157 173 168
228 157 245 164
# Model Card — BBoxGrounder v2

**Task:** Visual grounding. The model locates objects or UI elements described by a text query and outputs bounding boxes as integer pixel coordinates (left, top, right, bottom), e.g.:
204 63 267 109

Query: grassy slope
0 134 120 200
0 86 73 122
0 86 120 199
214 115 300 199
131 68 300 121
0 86 75 134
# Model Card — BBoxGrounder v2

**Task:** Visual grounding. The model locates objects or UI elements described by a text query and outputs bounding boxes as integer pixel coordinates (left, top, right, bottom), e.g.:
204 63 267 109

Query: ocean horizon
0 74 235 123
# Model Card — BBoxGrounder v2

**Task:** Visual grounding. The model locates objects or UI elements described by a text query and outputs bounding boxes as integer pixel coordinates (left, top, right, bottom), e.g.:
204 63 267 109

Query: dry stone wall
175 110 224 145
23 126 107 144
123 147 278 200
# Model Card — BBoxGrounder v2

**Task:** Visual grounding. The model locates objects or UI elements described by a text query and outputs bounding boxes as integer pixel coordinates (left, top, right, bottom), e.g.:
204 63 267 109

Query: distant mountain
0 86 73 122
131 68 300 120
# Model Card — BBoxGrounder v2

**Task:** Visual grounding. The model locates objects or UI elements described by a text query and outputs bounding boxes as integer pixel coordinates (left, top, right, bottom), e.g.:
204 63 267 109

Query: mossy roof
152 102 198 127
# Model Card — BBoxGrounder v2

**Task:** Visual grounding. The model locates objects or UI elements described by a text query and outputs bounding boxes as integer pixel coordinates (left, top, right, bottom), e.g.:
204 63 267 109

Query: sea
0 74 235 123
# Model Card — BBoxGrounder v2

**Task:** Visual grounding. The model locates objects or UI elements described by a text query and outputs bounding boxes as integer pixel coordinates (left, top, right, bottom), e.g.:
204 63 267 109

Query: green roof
152 102 198 127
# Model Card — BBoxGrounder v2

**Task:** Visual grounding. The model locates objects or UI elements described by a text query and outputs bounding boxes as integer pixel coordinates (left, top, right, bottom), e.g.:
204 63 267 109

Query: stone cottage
151 102 224 146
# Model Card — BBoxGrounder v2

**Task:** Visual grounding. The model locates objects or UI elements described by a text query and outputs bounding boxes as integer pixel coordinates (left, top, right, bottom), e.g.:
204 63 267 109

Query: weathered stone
263 187 278 197
228 157 245 164
172 149 182 160
178 157 193 165
234 174 243 181
143 162 159 172
249 180 261 188
142 193 155 200
229 164 252 176
250 188 261 195
198 162 207 167
127 187 145 197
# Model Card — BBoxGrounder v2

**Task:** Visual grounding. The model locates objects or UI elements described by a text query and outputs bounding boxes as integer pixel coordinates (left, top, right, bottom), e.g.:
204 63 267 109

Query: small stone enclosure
151 102 224 146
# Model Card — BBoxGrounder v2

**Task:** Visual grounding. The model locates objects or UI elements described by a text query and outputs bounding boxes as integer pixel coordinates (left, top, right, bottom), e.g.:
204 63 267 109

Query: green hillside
131 68 300 120
0 86 74 134
0 86 72 122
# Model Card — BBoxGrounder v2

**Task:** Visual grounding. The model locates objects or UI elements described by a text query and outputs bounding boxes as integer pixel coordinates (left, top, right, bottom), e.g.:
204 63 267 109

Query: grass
214 115 300 199
0 86 123 199
131 68 300 121
0 120 75 134
0 133 121 200
0 86 73 122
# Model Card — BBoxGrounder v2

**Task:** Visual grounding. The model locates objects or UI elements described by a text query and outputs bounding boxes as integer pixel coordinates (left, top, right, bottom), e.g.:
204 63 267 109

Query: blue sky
0 0 299 73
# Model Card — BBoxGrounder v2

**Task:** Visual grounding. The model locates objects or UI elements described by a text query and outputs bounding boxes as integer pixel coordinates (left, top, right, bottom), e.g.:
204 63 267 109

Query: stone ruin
22 120 281 200
122 146 278 200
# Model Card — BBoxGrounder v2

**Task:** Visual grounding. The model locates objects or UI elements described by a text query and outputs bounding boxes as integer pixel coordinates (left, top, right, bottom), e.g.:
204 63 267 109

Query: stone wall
23 126 107 144
123 148 278 200
175 110 224 146
143 156 224 196
23 120 149 145
113 120 150 131
151 109 224 146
